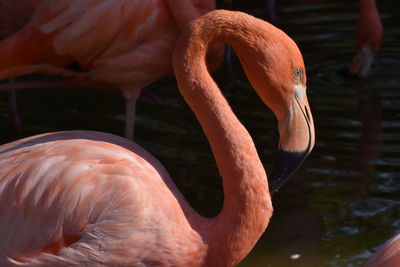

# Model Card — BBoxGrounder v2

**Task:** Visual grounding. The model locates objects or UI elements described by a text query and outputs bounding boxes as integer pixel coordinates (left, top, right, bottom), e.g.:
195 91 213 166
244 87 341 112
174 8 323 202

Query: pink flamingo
348 0 383 76
0 10 314 266
0 0 223 139
0 0 40 136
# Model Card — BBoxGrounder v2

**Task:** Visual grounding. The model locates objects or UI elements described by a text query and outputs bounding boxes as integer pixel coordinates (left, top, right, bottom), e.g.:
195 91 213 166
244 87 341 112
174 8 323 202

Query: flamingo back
0 131 205 266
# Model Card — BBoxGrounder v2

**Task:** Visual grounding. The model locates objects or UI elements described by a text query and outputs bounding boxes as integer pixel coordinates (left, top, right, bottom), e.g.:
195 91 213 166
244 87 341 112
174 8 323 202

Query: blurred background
0 0 399 266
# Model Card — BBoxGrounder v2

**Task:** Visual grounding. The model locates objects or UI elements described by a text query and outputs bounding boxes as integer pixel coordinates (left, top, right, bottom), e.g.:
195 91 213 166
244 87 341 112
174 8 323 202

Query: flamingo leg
265 0 277 24
124 98 137 140
7 78 21 137
222 45 252 90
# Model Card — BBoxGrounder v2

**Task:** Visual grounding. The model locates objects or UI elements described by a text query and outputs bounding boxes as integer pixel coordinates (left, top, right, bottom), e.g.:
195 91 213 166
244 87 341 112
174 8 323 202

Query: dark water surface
0 1 399 266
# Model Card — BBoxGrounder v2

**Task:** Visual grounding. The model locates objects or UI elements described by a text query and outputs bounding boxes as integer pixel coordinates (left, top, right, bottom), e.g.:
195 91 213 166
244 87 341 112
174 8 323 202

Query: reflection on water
0 0 400 266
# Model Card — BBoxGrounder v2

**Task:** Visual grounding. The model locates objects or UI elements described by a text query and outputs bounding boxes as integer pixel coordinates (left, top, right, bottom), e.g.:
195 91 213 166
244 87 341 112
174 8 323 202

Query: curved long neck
357 0 382 51
174 12 273 267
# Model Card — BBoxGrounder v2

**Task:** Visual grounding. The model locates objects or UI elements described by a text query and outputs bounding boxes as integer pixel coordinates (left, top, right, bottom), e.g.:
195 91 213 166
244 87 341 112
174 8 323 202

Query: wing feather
0 131 199 265
0 131 169 262
36 0 161 64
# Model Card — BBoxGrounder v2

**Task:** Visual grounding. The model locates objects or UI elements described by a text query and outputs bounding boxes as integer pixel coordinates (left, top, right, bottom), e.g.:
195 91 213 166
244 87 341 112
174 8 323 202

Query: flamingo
0 0 223 140
0 10 314 266
0 0 40 137
348 0 382 76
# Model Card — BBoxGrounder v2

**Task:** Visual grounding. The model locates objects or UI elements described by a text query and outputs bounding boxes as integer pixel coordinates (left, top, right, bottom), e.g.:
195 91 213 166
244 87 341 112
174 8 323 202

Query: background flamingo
0 10 314 266
0 0 40 137
0 0 223 140
348 0 382 76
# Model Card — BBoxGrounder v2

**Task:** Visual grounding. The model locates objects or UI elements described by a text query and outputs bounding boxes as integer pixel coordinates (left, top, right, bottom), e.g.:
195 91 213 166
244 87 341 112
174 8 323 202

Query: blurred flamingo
0 0 40 137
0 0 223 139
349 0 382 76
0 10 314 266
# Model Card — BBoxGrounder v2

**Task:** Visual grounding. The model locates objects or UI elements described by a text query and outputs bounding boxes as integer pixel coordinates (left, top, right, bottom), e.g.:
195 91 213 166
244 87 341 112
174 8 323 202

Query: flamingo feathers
0 131 205 266
0 0 199 95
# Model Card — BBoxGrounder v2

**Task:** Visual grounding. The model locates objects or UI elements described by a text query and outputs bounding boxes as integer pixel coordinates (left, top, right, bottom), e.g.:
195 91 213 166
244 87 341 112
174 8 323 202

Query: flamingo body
0 131 206 266
0 10 314 266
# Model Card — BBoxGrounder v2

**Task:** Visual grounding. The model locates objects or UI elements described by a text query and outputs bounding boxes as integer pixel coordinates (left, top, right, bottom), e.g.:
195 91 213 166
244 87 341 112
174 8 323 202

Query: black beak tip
268 149 309 193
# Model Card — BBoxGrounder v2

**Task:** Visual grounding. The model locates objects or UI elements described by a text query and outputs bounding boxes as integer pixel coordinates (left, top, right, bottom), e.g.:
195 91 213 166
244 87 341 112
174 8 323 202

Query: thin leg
222 45 251 90
8 78 21 137
125 98 137 140
265 0 277 24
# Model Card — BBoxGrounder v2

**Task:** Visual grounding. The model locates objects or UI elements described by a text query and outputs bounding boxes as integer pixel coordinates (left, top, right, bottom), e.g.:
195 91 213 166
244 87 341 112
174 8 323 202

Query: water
0 0 399 266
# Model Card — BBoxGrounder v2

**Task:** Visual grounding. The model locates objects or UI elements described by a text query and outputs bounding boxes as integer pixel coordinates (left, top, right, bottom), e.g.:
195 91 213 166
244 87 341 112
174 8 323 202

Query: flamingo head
267 66 315 193
235 27 315 192
348 43 376 77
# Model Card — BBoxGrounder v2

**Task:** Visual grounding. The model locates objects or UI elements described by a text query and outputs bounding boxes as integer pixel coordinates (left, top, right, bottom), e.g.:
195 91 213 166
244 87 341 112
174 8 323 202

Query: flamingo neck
359 0 377 13
173 11 273 267
357 0 382 52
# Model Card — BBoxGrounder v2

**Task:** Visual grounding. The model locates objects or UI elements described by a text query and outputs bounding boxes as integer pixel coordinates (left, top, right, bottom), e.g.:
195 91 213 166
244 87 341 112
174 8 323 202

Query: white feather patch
294 84 306 100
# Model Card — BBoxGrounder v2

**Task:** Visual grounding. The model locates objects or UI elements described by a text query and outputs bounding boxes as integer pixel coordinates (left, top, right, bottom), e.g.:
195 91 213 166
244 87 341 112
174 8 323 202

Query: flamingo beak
348 44 375 77
268 92 315 193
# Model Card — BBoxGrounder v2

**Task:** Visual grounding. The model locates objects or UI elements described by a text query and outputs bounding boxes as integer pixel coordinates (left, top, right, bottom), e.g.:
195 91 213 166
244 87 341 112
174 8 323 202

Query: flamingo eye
293 68 302 78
